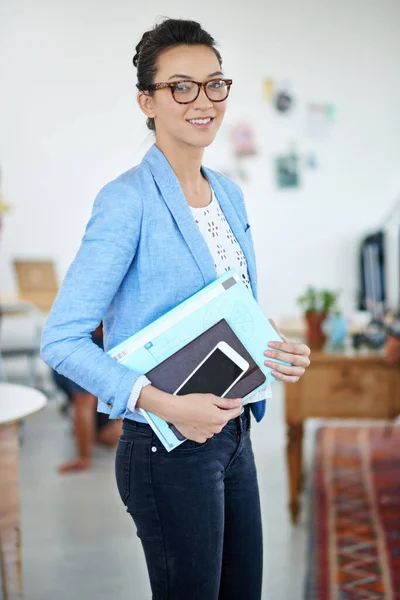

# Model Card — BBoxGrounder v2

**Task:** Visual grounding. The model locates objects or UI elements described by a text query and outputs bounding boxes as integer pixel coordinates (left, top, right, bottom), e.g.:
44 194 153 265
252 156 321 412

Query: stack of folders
108 270 289 451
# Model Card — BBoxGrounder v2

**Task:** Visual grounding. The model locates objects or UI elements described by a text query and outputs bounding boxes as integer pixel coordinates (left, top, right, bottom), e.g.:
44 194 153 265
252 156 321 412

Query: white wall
1 0 400 321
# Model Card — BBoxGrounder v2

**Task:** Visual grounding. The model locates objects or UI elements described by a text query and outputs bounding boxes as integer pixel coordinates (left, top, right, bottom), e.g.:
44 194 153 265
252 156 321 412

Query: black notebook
145 318 266 399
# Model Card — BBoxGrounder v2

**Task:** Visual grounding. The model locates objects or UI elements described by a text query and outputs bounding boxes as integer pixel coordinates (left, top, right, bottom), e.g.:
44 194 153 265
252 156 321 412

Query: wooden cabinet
284 351 400 523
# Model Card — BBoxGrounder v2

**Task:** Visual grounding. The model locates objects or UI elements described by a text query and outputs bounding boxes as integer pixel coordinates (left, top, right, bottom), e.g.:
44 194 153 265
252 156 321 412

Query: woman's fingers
264 360 305 378
212 396 242 410
268 340 310 357
269 370 302 383
264 348 310 368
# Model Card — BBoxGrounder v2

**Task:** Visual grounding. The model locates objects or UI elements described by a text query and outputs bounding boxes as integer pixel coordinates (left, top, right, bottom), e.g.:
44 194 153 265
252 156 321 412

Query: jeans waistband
123 405 251 436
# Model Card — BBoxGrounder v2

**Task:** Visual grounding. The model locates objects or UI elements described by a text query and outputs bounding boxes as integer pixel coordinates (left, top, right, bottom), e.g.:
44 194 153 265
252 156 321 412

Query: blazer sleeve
41 179 143 419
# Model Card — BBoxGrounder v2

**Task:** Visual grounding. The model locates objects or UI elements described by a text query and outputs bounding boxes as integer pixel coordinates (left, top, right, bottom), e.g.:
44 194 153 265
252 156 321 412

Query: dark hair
133 18 222 131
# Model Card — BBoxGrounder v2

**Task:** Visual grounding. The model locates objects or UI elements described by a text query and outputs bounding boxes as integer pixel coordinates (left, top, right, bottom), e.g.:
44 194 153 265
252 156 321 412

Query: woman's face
139 45 228 149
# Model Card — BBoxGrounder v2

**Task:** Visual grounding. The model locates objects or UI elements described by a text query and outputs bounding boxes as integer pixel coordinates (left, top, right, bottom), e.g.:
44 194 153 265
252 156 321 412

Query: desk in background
284 350 400 524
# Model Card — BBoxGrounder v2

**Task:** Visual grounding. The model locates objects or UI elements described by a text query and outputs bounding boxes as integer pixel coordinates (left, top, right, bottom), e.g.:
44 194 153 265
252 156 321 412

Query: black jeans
115 407 263 600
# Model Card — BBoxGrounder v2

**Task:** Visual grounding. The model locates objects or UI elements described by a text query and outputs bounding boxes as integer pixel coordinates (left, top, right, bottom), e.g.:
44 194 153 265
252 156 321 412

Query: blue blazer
41 145 266 422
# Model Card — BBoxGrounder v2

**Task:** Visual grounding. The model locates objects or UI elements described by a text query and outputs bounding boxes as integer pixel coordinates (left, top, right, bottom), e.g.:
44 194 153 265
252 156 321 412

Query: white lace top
190 189 252 291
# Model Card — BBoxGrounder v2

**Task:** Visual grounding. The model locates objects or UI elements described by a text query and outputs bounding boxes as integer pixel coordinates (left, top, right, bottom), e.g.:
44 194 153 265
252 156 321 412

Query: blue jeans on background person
115 407 263 600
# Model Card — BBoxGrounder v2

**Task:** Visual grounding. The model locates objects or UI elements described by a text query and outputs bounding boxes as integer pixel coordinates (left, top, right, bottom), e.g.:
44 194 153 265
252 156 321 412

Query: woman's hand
137 386 242 442
169 394 242 443
264 319 311 383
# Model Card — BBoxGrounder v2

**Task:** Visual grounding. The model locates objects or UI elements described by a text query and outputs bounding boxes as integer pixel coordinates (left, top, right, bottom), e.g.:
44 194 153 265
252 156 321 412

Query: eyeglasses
146 78 233 104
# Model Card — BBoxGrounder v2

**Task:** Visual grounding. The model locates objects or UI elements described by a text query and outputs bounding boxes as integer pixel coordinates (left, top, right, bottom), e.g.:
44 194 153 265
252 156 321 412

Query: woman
41 18 311 600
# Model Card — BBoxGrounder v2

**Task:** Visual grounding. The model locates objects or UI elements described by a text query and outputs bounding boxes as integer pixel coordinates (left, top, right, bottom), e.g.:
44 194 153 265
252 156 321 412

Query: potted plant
297 286 339 349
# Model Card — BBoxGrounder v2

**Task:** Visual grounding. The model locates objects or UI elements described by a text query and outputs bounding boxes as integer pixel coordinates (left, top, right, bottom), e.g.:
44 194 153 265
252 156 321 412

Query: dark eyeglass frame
145 78 233 104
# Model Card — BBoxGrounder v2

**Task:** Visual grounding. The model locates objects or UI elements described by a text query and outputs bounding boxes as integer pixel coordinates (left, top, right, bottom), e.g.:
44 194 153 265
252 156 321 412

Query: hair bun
132 31 152 68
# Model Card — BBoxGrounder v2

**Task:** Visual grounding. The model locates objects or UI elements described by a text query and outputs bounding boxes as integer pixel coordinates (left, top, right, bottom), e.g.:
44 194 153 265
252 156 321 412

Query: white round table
0 383 47 599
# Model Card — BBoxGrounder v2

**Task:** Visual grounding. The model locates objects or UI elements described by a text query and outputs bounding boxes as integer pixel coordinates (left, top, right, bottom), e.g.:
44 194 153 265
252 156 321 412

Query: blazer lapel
143 145 216 286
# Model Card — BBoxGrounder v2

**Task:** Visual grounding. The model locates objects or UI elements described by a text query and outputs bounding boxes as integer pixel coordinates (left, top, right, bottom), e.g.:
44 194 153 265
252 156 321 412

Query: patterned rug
305 425 400 600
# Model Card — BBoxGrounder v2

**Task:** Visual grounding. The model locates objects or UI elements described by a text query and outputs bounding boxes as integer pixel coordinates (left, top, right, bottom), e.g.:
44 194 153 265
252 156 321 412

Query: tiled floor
12 379 316 600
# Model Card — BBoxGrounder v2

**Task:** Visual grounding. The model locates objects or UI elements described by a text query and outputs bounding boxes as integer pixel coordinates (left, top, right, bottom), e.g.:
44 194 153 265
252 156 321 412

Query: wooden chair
0 260 59 387
13 259 59 313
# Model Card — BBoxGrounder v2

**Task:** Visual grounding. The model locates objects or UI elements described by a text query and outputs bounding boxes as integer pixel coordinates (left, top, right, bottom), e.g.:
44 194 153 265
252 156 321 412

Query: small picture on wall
275 89 294 114
229 123 257 158
262 78 274 102
275 153 300 189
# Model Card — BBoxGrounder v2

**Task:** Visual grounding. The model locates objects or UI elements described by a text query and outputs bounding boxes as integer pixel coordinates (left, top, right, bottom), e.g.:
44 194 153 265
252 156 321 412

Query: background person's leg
96 414 122 446
58 392 97 473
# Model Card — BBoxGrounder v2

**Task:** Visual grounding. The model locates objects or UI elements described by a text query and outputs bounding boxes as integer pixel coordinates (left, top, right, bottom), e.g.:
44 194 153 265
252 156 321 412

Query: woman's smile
186 116 215 129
